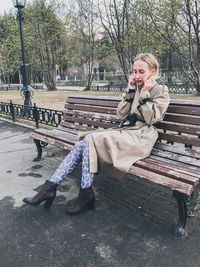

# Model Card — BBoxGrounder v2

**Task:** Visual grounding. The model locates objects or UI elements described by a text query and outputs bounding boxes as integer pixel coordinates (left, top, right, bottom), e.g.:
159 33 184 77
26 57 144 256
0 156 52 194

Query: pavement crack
0 132 29 141
0 148 33 154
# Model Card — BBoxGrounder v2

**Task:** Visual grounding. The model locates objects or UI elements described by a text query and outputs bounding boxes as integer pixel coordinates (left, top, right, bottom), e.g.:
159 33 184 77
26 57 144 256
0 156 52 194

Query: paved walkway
0 119 200 267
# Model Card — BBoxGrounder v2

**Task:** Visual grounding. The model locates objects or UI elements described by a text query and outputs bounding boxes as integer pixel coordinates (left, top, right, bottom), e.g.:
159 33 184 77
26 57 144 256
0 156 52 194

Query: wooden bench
30 95 200 237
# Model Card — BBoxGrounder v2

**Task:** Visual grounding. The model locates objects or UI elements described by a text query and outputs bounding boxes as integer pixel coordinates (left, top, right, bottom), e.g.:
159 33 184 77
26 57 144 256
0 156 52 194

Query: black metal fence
91 85 125 92
0 83 197 93
168 84 197 94
0 101 63 128
90 83 197 94
0 85 45 91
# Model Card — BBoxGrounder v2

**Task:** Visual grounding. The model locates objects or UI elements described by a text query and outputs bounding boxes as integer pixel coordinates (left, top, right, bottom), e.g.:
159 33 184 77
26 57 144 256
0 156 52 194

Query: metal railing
0 101 63 128
90 83 197 94
0 85 45 91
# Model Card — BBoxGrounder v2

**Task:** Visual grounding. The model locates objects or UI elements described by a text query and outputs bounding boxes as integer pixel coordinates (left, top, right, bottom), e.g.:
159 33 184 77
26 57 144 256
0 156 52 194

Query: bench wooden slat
170 99 200 107
57 125 78 135
151 148 200 167
31 129 78 144
67 97 119 108
63 110 119 123
154 142 200 160
59 121 95 132
149 155 200 176
67 96 200 108
158 132 200 147
65 116 116 129
68 95 120 101
157 122 200 136
164 114 200 126
136 159 199 185
167 105 200 116
30 132 75 150
129 165 193 196
145 158 200 179
64 103 117 115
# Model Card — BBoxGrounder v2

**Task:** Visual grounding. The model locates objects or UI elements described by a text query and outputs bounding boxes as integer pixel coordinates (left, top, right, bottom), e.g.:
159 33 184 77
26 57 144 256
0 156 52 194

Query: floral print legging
50 138 94 188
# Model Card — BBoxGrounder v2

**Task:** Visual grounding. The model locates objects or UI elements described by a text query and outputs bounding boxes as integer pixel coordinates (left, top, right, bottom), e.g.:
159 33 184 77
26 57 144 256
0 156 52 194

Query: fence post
10 100 15 122
33 103 39 128
185 84 188 94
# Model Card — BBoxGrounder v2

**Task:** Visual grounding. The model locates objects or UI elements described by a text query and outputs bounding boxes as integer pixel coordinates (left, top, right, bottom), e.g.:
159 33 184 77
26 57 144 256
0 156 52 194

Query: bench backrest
157 100 200 148
59 95 200 148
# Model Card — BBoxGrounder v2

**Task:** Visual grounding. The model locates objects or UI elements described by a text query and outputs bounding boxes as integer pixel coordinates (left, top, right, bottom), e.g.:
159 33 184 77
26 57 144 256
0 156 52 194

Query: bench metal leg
186 185 200 218
33 139 43 161
173 191 187 237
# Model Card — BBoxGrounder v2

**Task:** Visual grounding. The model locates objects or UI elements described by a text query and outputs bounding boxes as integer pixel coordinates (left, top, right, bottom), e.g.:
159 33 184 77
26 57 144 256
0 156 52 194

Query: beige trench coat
84 84 170 177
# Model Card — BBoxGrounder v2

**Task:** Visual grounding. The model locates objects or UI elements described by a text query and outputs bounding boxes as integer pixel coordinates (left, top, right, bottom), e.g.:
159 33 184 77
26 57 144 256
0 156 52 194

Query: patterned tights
50 138 94 188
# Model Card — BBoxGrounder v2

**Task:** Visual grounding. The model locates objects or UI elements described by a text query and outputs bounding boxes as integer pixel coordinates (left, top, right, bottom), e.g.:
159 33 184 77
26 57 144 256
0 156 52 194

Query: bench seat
30 128 78 150
133 144 200 196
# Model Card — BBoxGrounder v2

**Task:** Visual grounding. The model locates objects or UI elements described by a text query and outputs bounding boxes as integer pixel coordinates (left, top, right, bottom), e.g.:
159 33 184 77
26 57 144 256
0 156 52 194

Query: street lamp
12 0 33 112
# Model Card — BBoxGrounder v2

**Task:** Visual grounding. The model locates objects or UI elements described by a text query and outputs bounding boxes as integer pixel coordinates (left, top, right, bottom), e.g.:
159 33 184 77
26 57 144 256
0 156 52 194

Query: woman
23 53 170 214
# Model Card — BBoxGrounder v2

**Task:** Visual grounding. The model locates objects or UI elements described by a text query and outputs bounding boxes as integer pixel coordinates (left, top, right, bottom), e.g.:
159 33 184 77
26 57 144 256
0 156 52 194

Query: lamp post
12 0 33 112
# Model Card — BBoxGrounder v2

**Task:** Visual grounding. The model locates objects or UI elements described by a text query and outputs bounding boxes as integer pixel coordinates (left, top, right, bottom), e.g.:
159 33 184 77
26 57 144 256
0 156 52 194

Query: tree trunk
196 81 200 95
44 74 56 90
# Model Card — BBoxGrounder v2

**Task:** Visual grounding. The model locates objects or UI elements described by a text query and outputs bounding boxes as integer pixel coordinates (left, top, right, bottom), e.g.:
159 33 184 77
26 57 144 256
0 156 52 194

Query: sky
0 0 14 14
0 0 33 15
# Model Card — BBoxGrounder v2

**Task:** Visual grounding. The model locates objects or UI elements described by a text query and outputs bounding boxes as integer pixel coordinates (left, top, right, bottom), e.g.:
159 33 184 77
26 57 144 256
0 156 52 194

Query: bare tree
64 0 99 89
96 0 138 82
146 0 200 94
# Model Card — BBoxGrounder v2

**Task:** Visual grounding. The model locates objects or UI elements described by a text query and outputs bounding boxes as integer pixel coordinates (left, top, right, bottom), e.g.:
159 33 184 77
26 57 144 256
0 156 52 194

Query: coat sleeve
137 85 170 125
116 89 136 120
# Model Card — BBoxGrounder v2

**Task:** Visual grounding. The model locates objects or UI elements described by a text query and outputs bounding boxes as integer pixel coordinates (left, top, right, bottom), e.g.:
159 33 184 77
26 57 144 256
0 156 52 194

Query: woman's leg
80 136 94 188
50 138 89 184
23 138 91 209
65 137 96 215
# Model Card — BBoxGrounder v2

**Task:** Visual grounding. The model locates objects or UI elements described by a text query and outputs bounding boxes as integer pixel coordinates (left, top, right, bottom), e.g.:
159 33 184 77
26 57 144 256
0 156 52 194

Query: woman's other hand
141 76 157 92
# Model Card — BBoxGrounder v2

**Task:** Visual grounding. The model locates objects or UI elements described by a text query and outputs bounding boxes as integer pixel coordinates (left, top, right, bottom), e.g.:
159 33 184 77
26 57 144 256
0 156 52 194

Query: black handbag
118 114 137 128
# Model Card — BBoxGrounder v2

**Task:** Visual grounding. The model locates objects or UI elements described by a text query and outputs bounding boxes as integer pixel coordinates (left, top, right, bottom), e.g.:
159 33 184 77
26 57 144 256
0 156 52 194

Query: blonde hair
133 53 159 74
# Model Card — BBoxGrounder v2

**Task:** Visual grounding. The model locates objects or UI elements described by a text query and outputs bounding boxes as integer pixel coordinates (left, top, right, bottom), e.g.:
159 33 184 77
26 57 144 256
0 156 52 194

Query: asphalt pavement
1 119 200 267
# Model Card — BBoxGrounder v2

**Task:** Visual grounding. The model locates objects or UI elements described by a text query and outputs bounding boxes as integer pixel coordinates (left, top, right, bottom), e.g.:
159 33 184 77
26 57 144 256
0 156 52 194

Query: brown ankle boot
65 187 95 215
23 180 57 210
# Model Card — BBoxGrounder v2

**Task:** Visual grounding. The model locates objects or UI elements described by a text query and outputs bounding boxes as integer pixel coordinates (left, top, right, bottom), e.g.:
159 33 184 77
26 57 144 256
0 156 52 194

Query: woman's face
132 59 156 85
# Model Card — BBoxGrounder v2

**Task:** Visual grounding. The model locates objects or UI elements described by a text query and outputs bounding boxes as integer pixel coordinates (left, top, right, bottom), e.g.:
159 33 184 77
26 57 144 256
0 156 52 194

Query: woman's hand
141 76 157 92
123 75 136 102
127 75 136 89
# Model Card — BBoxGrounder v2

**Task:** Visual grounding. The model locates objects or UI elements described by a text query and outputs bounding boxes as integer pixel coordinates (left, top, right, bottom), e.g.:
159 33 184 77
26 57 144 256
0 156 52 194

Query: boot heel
65 187 95 215
44 197 55 210
87 199 95 210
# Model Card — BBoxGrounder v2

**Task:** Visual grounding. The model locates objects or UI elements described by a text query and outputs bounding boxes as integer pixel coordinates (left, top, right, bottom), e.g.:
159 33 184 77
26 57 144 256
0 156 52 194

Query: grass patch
0 90 122 110
0 89 200 111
